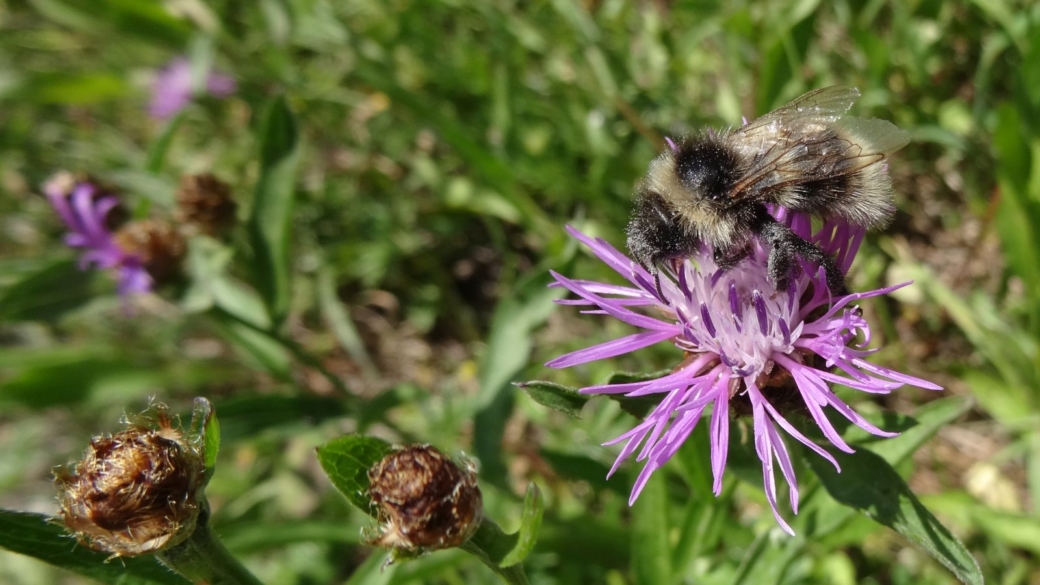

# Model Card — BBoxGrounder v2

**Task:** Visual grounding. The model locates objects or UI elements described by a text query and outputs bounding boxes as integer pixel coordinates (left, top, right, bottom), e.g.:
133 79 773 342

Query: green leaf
214 393 348 443
0 355 162 409
316 435 394 515
631 470 670 585
209 309 291 379
808 449 983 585
317 267 376 375
343 547 399 585
731 530 772 585
145 112 185 174
247 96 300 326
0 259 99 322
604 369 672 419
992 102 1040 335
460 484 542 583
925 491 1040 557
539 450 619 494
0 510 189 585
187 397 220 480
474 276 562 487
866 396 974 463
516 380 588 418
499 483 545 567
7 72 129 104
800 396 975 538
476 278 562 411
217 520 361 553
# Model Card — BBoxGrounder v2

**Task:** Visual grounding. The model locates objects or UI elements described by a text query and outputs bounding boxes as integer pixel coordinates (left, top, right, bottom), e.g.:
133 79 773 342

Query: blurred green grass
1 0 1039 583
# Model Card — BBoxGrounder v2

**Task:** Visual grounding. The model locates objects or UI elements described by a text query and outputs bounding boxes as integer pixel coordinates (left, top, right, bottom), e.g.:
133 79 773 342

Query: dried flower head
547 209 941 534
175 173 237 235
366 445 482 553
55 405 204 556
150 57 236 120
113 220 186 286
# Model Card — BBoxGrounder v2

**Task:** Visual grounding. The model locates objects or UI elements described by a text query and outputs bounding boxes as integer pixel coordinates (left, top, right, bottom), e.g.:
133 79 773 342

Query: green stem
157 504 263 585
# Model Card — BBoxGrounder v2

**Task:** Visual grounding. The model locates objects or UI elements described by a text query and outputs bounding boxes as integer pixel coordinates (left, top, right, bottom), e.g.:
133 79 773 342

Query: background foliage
1 0 1038 583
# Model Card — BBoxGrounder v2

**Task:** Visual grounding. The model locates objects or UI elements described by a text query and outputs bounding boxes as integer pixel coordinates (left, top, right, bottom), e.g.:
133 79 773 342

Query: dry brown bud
366 445 482 553
175 173 237 235
55 406 204 557
113 220 186 285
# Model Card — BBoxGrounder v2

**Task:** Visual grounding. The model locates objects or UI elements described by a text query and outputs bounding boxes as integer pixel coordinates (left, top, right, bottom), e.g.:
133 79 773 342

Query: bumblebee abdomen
780 159 895 229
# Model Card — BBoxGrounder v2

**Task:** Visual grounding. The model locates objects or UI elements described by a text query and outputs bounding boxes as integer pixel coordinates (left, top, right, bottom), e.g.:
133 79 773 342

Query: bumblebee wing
737 86 861 137
726 88 909 199
837 116 911 155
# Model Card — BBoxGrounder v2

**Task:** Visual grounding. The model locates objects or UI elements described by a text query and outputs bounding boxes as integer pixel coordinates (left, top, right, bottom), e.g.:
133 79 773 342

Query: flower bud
113 220 186 286
54 405 204 557
175 173 237 235
366 445 482 553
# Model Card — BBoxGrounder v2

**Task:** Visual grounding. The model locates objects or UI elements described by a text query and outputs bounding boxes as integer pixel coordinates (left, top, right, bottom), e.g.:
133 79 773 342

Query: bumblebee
626 86 909 295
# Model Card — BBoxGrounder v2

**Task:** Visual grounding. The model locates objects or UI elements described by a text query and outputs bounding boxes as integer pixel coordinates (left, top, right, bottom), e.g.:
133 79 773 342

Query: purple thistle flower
44 175 153 298
149 57 236 120
546 208 941 534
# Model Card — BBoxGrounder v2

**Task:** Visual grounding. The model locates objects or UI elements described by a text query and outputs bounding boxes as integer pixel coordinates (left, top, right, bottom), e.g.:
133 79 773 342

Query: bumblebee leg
754 209 849 296
713 244 751 271
653 271 665 302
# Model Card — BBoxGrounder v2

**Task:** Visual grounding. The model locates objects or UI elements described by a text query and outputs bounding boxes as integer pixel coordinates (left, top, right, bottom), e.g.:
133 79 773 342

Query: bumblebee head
673 137 740 204
626 189 700 271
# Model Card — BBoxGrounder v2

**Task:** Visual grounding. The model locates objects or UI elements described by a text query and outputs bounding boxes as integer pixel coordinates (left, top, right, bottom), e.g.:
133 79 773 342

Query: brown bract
366 445 482 552
54 414 203 557
175 173 237 236
113 220 186 285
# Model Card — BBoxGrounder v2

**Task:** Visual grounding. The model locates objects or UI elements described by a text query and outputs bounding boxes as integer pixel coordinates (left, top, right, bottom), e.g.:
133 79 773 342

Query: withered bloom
175 173 237 235
366 445 482 553
55 405 204 557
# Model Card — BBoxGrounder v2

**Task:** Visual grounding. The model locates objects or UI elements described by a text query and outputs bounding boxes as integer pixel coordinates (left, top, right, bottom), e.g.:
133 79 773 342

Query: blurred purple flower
149 57 236 120
44 176 152 297
546 208 941 534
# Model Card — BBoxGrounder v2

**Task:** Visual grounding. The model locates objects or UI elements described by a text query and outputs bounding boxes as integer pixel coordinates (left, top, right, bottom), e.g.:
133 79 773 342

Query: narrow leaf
809 449 983 585
0 259 98 322
460 487 540 585
145 112 185 174
247 96 300 326
0 510 189 585
605 369 673 419
631 470 671 585
499 483 545 567
867 396 974 463
516 380 588 418
188 397 220 480
344 548 399 585
474 276 561 487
